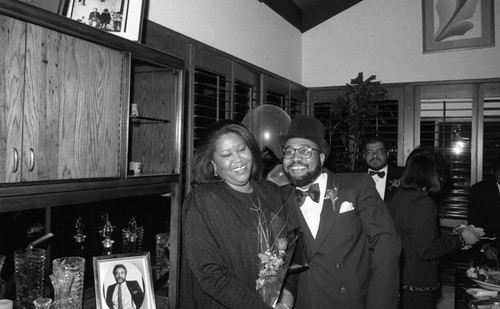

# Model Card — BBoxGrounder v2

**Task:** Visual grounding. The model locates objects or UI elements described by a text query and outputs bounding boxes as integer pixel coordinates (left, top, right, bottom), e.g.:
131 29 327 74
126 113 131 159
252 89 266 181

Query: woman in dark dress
390 147 480 309
181 120 293 309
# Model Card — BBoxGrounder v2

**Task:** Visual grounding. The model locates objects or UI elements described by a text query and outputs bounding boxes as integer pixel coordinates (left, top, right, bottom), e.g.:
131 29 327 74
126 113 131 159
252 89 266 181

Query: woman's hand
275 288 293 309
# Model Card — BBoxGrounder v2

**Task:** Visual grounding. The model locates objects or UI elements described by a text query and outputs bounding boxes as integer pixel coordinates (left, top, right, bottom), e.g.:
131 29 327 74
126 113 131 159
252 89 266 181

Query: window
314 99 399 171
193 68 232 148
416 83 500 224
233 80 256 123
420 97 473 221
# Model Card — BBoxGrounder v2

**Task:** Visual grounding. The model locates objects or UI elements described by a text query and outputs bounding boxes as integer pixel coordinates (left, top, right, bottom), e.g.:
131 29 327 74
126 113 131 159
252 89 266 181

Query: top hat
279 115 330 159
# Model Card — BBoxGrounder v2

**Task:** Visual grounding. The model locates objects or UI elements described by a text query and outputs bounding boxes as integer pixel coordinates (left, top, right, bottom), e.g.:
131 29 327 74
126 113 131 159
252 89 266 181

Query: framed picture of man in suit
65 0 145 42
93 252 156 309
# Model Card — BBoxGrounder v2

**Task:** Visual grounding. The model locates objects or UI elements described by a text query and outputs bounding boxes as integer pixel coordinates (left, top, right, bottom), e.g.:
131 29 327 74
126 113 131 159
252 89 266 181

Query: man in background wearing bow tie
363 137 404 206
278 115 401 309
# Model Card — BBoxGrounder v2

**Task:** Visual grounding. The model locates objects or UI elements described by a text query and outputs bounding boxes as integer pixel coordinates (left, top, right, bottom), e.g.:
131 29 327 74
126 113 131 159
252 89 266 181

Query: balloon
242 105 291 159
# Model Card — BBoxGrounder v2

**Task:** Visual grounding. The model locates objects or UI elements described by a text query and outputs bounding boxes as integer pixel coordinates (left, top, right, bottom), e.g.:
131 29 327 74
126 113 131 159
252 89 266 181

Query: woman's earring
214 169 219 177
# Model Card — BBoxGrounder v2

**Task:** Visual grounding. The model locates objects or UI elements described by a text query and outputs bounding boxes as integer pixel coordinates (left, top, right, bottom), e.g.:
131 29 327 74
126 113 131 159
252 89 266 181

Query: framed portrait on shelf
422 0 495 53
93 252 156 309
65 0 145 42
25 0 66 14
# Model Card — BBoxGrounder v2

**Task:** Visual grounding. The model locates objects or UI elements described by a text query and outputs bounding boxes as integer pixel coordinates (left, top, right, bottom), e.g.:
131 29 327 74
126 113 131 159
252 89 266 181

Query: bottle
73 217 86 258
101 220 114 255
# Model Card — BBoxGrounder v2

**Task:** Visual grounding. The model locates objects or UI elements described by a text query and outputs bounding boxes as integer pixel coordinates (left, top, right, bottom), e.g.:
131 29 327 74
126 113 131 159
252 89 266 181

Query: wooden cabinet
0 2 185 308
128 62 183 177
0 14 125 183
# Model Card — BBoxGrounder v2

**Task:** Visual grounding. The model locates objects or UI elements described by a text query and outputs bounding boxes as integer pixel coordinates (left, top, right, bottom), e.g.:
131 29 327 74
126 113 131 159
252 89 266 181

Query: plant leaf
435 0 480 41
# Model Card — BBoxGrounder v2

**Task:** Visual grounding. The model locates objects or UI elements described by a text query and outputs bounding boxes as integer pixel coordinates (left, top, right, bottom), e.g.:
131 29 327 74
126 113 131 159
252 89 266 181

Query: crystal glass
155 233 170 280
52 257 85 309
0 255 6 298
33 298 52 309
0 299 13 309
122 226 144 253
14 248 46 309
49 271 77 309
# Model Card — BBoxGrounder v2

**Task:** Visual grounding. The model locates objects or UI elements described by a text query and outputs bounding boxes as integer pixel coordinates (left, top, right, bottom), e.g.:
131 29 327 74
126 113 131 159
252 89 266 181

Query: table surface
455 267 500 309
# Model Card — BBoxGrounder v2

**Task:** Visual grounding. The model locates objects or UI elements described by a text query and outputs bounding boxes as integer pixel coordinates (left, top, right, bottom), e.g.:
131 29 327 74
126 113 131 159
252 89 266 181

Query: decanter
101 219 114 255
49 271 77 309
73 217 86 257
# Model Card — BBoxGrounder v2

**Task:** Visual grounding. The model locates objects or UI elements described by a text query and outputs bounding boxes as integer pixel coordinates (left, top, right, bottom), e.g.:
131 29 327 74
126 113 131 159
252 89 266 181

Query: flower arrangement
387 178 400 191
251 199 294 307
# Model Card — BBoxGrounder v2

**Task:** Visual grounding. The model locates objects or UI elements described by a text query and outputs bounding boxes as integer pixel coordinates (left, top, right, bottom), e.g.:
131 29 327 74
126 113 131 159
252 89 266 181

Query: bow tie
369 170 386 178
296 183 321 206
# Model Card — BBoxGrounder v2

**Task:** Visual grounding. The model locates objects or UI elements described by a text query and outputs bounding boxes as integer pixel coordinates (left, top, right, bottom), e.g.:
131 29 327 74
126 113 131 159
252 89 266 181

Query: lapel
288 170 341 260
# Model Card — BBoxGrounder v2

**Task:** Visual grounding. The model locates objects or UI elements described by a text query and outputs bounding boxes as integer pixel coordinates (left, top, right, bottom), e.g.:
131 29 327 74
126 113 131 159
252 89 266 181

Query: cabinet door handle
12 148 19 173
28 148 35 172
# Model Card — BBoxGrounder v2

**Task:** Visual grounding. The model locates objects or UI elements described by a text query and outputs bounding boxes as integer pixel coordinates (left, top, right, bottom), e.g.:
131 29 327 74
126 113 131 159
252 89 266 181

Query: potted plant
326 72 389 171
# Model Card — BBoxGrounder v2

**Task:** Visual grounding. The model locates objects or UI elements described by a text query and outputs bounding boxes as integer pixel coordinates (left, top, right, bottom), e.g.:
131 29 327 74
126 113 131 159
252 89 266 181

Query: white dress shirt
112 282 136 309
299 173 327 238
369 165 388 200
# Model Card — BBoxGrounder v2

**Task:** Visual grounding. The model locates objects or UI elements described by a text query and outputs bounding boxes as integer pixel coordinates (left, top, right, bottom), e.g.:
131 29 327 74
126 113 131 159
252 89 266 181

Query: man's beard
367 158 386 171
284 161 323 187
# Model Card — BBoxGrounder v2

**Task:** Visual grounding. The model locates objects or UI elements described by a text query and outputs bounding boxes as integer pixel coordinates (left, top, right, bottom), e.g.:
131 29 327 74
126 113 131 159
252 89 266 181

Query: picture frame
422 0 495 53
65 0 145 42
93 252 156 309
25 0 66 15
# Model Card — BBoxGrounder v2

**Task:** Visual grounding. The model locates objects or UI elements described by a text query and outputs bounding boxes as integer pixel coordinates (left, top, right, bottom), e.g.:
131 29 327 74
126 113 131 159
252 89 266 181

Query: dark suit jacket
391 189 461 290
367 164 404 206
468 177 500 255
105 280 145 309
282 169 401 309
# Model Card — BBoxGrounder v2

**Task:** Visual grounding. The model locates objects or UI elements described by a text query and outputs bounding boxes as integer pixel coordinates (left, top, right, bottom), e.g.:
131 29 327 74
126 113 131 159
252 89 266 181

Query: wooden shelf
130 116 170 124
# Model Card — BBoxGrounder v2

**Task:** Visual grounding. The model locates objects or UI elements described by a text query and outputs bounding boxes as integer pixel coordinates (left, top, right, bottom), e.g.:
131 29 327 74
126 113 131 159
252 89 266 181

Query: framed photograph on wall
422 0 495 53
93 252 156 309
65 0 145 42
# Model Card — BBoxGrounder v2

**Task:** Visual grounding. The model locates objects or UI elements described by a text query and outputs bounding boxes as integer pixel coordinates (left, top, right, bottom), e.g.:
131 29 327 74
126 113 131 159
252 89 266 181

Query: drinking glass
0 255 6 298
52 256 85 309
33 298 52 309
14 248 46 309
155 233 170 280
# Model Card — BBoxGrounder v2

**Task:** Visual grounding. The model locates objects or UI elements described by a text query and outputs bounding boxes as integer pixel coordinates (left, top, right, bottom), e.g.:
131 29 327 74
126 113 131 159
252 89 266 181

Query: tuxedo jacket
367 164 404 205
105 280 145 309
468 177 500 249
282 169 401 309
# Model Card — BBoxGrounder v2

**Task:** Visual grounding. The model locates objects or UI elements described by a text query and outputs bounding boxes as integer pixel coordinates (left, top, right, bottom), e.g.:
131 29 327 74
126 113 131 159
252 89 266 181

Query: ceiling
259 0 363 33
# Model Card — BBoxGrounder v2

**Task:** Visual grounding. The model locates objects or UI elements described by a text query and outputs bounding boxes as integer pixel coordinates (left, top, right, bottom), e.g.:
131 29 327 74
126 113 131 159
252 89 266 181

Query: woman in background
180 120 293 309
390 147 480 309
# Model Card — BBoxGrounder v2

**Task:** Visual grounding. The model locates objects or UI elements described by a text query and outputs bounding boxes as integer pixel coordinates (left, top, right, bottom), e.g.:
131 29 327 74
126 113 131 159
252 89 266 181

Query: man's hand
482 243 499 260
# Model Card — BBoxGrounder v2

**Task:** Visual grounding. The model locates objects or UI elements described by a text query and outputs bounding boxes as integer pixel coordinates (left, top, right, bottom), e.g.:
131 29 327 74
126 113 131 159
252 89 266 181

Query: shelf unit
0 2 184 308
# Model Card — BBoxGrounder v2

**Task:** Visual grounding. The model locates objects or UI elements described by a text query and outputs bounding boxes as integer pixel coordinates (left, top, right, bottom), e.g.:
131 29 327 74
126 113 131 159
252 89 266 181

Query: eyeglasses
283 146 321 159
365 148 387 157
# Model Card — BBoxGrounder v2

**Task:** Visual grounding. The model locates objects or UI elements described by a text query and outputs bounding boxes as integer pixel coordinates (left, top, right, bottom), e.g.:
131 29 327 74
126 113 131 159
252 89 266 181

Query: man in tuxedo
279 115 401 309
363 137 404 205
468 155 500 265
106 264 145 309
